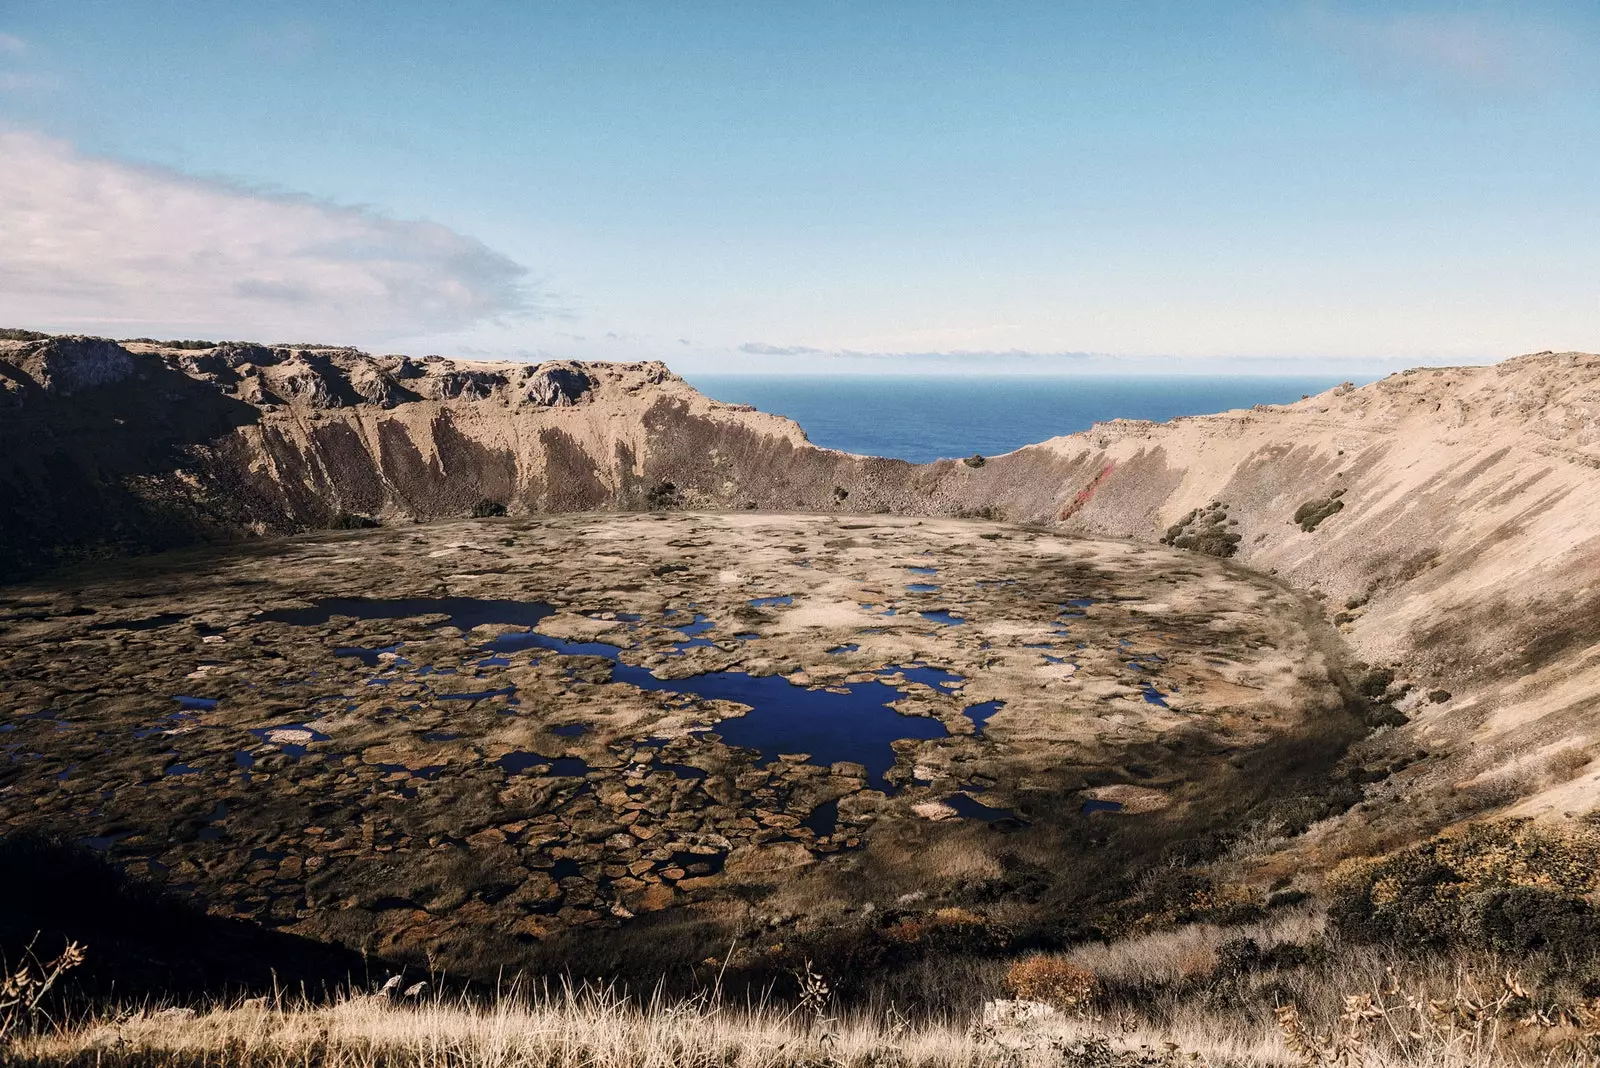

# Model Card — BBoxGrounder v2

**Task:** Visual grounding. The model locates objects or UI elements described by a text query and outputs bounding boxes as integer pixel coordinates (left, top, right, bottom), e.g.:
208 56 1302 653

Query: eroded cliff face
0 337 886 570
4 336 1599 826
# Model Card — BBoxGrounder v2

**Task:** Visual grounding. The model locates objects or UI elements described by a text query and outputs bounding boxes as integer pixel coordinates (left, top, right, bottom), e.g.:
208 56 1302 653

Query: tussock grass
14 945 1600 1068
12 983 1202 1068
1065 908 1327 993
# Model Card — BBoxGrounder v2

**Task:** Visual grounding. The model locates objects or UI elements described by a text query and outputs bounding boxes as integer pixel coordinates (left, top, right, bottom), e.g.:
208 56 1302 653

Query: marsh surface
0 514 1355 980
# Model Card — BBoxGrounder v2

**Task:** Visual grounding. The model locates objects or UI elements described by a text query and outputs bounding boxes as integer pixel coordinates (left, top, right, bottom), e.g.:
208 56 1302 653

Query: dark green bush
1356 667 1394 698
470 499 508 518
1161 502 1240 557
1293 496 1344 532
0 327 50 341
646 481 681 510
1329 820 1600 957
1473 885 1600 956
963 453 986 468
1213 936 1262 978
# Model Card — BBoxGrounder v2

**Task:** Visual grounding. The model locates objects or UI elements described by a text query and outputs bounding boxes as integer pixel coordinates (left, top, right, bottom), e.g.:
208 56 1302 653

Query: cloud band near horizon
0 131 534 343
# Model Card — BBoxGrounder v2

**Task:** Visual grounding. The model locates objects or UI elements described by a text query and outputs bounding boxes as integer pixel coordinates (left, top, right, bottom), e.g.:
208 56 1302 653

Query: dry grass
12 984 1200 1068
14 947 1600 1068
1066 908 1328 992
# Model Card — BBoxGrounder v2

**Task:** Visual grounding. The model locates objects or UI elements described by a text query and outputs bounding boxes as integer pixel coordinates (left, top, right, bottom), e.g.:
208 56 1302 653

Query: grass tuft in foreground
13 950 1600 1068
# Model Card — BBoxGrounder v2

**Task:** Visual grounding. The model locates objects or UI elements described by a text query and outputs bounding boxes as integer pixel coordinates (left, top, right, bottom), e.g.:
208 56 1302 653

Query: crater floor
0 513 1355 977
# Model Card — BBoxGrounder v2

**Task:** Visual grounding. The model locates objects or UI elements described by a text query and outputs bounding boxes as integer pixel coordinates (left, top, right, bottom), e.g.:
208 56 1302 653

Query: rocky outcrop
0 336 135 400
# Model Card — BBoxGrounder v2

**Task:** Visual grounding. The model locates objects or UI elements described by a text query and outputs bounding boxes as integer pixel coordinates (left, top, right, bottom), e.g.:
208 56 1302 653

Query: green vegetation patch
1293 491 1345 532
1329 819 1600 957
1160 502 1241 558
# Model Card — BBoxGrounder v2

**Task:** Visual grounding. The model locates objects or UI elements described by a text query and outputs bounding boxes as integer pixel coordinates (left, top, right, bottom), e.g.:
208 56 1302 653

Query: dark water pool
962 700 1004 736
918 610 965 626
802 798 839 836
336 642 404 667
264 596 960 789
942 792 1023 825
498 752 590 777
615 665 949 788
889 663 965 690
654 760 708 781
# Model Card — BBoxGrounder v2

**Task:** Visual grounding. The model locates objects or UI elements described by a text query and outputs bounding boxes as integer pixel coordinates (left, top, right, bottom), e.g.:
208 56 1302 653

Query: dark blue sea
685 375 1351 463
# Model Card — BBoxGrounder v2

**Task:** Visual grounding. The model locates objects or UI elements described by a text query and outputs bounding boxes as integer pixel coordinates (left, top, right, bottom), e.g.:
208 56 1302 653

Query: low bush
1160 503 1240 557
1355 668 1393 699
1003 953 1099 1009
1328 819 1600 959
470 499 508 518
646 481 681 510
1292 497 1344 532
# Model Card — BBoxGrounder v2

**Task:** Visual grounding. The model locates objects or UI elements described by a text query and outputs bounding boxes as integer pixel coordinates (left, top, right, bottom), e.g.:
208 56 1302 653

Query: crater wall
4 335 1599 823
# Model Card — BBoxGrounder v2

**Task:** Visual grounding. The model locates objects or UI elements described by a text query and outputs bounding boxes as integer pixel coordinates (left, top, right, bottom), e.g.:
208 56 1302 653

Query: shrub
1293 496 1344 532
1355 668 1394 699
1212 936 1262 978
646 481 681 510
1328 820 1600 957
470 499 508 518
1160 503 1240 557
1472 885 1600 955
1002 953 1099 1009
963 453 986 468
0 328 50 342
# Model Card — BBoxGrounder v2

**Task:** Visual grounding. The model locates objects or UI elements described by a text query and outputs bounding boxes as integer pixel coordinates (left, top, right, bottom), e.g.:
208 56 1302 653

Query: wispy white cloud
722 343 1432 377
0 32 25 56
739 341 824 356
0 131 534 341
739 343 1094 363
1296 5 1580 93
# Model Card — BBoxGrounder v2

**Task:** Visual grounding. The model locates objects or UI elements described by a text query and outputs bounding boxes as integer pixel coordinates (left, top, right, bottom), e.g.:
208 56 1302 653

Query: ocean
684 375 1352 463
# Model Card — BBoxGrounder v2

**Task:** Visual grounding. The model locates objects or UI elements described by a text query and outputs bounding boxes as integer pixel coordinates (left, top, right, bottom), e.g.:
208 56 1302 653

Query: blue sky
1 2 1596 374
